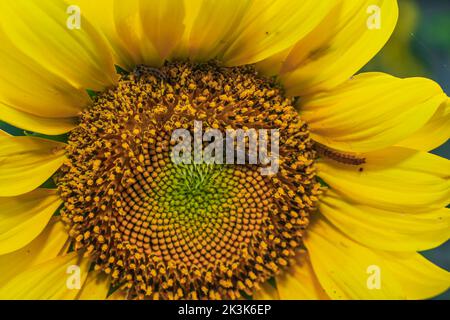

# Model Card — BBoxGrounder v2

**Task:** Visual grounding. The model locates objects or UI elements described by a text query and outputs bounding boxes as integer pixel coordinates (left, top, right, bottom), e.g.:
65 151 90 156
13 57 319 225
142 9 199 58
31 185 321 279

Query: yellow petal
0 0 117 91
140 0 185 60
301 73 447 153
397 99 450 151
176 0 252 61
252 281 280 300
222 0 337 66
0 188 62 255
77 271 111 300
0 130 10 137
107 289 128 300
67 0 140 70
0 0 121 118
380 252 450 300
0 102 77 135
276 251 328 300
317 147 450 213
280 0 398 96
113 0 162 68
0 252 90 300
320 189 450 252
0 136 66 197
0 217 68 286
305 217 405 299
0 28 88 118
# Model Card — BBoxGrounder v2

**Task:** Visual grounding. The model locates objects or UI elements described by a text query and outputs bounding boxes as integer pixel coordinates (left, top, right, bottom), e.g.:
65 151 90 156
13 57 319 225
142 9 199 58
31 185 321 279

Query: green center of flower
57 61 321 300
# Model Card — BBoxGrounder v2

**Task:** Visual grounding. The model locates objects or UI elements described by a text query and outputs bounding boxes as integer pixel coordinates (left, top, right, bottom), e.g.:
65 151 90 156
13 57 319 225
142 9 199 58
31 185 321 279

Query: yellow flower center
57 61 321 300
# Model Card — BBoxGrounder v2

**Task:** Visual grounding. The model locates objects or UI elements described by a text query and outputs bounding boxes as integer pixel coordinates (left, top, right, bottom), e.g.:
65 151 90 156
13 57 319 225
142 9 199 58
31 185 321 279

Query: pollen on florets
56 61 321 300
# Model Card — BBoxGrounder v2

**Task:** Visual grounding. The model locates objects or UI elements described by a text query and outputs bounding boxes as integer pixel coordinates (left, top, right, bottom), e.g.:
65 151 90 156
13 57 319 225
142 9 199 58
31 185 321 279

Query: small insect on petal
314 142 366 166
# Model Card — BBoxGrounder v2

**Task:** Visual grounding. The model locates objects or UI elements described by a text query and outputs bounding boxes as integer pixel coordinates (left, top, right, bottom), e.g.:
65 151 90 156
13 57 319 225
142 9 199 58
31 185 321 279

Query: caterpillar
313 142 366 166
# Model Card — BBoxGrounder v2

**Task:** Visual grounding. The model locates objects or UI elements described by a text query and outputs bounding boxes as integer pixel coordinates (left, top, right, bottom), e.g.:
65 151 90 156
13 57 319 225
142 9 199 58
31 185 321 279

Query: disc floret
57 61 321 299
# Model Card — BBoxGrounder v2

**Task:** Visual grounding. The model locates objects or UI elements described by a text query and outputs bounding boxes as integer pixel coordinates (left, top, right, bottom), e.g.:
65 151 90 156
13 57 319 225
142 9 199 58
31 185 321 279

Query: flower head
0 0 448 300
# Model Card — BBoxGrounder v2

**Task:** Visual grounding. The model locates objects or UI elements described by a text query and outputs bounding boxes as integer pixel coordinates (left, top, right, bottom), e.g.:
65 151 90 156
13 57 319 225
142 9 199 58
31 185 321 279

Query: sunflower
0 0 449 300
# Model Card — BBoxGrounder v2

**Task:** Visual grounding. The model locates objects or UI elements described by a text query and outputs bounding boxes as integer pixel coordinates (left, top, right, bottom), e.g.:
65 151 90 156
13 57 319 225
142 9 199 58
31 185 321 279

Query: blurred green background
0 0 448 300
364 0 450 300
